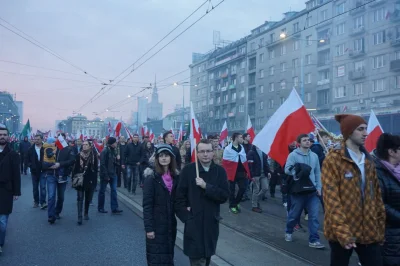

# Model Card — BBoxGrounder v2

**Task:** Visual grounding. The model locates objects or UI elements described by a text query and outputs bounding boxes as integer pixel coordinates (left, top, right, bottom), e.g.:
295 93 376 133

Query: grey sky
0 0 304 130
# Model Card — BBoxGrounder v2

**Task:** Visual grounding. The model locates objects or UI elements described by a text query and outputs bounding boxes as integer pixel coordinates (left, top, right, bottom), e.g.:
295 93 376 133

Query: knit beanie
334 114 367 140
107 137 117 145
46 137 56 144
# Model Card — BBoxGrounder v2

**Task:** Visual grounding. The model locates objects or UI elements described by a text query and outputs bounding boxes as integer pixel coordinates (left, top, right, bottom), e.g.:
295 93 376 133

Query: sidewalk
114 186 315 266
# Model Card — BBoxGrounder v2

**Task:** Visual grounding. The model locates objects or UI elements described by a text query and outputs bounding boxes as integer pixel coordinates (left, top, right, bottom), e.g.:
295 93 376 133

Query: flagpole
194 139 199 178
316 131 328 153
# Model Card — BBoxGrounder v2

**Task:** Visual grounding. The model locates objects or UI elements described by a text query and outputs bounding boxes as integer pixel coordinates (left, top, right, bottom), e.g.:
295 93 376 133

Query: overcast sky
0 0 305 130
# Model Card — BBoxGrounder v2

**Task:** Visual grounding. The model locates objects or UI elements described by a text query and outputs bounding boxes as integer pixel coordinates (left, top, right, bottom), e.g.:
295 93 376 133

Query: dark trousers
77 188 94 214
127 165 141 193
189 258 211 266
31 173 42 204
329 241 382 266
55 182 67 215
229 172 247 208
269 173 281 196
116 165 122 187
20 154 27 173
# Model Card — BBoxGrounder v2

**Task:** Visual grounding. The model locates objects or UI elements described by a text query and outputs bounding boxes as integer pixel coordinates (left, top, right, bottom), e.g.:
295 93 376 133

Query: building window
269 66 275 76
217 96 220 103
306 35 312 46
197 101 201 108
321 9 327 21
259 69 264 78
232 92 236 100
240 75 245 83
239 105 245 112
209 73 214 80
293 40 299 51
354 16 363 28
374 8 384 22
260 85 264 94
306 73 312 84
292 58 299 69
269 49 275 59
269 83 275 92
209 98 214 104
373 31 385 45
395 50 400 60
259 38 264 47
335 86 346 98
396 76 400 88
240 91 245 98
281 62 286 72
223 94 228 102
280 80 286 90
354 38 364 51
373 55 385 69
336 22 345 35
280 97 286 105
198 66 201 73
293 76 299 87
306 16 312 28
337 65 345 77
196 89 201 96
281 44 286 55
319 69 329 80
259 101 264 110
354 83 363 95
293 22 299 33
305 92 312 103
202 100 207 106
372 79 385 92
269 99 274 108
270 33 275 43
305 54 312 65
241 61 246 69
209 111 214 117
231 65 237 74
336 44 345 56
354 60 365 71
250 42 256 51
259 53 264 63
336 2 345 15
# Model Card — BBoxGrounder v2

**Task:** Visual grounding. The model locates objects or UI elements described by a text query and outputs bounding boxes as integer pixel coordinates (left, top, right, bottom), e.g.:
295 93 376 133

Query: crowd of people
0 112 399 266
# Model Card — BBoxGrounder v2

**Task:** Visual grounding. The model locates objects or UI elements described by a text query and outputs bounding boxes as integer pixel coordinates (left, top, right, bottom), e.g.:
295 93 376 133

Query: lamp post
173 82 197 131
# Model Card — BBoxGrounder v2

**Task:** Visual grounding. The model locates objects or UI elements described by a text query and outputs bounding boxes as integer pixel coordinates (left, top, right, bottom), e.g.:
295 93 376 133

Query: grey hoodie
284 148 322 192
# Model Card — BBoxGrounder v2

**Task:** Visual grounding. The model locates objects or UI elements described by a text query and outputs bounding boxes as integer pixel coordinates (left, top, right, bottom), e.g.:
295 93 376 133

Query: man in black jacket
175 139 229 266
19 136 31 175
116 136 127 188
163 131 181 170
27 134 46 209
0 127 21 255
98 137 123 214
122 134 143 194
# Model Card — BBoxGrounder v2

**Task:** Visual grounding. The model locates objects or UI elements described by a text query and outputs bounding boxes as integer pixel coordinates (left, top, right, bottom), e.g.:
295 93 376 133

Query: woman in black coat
71 140 98 225
372 133 400 266
143 144 179 266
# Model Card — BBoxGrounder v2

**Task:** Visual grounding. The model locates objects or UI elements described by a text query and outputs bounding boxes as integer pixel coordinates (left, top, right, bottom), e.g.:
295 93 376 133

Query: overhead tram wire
77 0 226 112
0 17 106 85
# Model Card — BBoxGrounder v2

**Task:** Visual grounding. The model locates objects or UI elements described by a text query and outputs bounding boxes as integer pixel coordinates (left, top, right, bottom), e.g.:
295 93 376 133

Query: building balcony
220 73 228 79
229 84 236 89
391 10 400 22
221 86 227 92
390 59 400 71
369 0 386 8
317 102 330 110
317 60 330 67
349 4 366 15
317 79 330 86
349 26 365 36
348 69 366 80
349 50 365 58
227 112 236 117
392 38 400 47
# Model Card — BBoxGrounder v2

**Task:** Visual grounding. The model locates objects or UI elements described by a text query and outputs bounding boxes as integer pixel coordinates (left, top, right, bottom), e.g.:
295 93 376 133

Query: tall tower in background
147 75 163 120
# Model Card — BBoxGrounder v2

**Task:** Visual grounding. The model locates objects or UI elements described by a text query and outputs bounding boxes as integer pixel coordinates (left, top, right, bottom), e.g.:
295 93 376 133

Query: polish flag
107 122 113 137
365 110 384 152
253 88 315 167
123 123 133 140
190 102 201 162
178 124 183 142
149 129 155 143
93 140 103 155
222 143 251 181
219 121 228 146
246 115 255 144
55 134 68 150
114 121 122 138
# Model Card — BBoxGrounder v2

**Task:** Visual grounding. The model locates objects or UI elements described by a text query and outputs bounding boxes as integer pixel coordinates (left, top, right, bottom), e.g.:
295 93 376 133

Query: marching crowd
0 113 399 266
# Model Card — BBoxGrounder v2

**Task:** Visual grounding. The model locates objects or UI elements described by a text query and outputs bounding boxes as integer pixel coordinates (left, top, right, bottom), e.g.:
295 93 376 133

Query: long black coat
372 151 400 266
72 152 98 191
0 144 21 214
174 162 229 259
143 168 178 266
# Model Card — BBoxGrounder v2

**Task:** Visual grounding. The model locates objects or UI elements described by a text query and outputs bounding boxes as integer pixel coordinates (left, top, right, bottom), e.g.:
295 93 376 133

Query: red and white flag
178 124 183 142
123 123 133 140
114 121 122 138
222 143 251 181
107 122 113 137
149 129 155 143
93 141 103 155
253 88 315 167
55 134 68 150
189 102 201 162
365 110 384 152
219 121 228 146
246 115 255 144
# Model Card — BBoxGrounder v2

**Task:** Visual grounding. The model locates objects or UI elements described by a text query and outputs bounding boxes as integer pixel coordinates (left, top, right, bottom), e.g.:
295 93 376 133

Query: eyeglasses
197 150 214 154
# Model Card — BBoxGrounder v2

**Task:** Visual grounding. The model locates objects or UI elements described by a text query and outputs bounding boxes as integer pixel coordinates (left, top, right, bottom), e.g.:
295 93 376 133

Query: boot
77 201 83 225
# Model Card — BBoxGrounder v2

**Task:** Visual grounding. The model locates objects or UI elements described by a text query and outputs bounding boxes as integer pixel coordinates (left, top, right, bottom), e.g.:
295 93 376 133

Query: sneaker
230 207 239 214
41 203 48 210
309 241 325 249
112 209 123 214
283 202 288 208
285 233 293 242
252 207 262 213
304 214 309 221
55 214 61 220
33 203 39 208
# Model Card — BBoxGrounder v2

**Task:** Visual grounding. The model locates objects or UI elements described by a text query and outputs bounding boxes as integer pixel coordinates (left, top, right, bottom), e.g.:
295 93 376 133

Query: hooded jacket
284 148 321 192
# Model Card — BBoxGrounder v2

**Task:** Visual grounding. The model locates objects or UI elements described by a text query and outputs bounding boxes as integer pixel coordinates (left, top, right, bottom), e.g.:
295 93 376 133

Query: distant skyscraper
138 97 148 125
147 75 163 120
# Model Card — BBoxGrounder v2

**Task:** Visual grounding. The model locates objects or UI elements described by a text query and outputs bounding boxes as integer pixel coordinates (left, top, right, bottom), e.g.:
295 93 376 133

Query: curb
111 188 233 266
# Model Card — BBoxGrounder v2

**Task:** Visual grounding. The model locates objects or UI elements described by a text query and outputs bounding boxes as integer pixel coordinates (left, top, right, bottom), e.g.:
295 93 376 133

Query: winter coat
56 146 76 177
170 144 182 170
27 144 44 176
0 144 21 214
143 168 179 266
372 151 400 266
242 143 252 156
310 142 325 168
100 146 117 180
72 152 98 191
247 146 270 177
19 140 31 155
322 142 386 247
116 143 127 166
124 142 143 166
174 162 229 259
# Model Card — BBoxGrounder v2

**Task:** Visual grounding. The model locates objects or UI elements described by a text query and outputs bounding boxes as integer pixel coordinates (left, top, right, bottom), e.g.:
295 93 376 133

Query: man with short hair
211 137 223 166
0 127 21 254
116 136 127 188
175 139 229 266
322 114 385 266
163 131 182 169
284 133 324 249
122 134 143 194
27 134 46 209
242 133 252 155
76 139 83 154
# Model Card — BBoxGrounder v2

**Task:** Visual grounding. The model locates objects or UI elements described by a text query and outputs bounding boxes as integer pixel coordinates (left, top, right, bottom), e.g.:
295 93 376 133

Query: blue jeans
55 181 67 215
126 165 139 193
46 174 57 219
286 192 320 243
40 173 47 204
98 175 118 211
0 215 9 246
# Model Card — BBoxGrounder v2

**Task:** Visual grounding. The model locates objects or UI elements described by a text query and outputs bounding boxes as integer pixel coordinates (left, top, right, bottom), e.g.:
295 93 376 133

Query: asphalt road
0 175 189 266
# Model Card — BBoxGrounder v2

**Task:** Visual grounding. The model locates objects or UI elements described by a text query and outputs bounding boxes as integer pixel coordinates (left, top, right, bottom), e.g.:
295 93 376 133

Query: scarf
381 159 400 183
161 171 173 194
79 149 93 171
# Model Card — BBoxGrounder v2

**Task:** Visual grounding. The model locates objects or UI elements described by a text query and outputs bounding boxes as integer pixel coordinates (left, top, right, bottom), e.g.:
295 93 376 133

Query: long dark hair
376 133 400 160
154 151 177 176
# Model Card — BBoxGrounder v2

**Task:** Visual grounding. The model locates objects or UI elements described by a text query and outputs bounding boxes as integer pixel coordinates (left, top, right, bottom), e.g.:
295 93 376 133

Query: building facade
190 0 400 133
0 92 20 132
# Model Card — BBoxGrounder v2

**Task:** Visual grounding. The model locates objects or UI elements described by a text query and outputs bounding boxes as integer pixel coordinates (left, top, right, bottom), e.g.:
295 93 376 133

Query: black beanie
107 137 117 145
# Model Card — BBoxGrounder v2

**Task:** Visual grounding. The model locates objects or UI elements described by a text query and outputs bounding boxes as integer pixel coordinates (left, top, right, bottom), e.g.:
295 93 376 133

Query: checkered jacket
322 142 386 247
